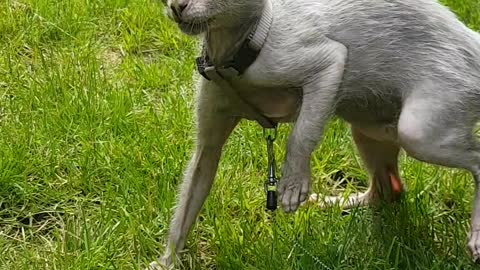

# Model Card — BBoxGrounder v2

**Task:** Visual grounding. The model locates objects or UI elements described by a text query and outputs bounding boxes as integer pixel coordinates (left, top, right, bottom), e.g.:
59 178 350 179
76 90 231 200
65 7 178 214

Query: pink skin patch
389 173 402 195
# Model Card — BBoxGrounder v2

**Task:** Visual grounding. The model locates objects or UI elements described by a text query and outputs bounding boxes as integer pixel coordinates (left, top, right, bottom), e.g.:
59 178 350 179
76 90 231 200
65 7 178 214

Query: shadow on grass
207 193 477 270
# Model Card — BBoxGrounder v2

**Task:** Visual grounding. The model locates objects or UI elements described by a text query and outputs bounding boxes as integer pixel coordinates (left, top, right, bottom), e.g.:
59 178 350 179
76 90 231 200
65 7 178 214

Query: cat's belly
354 124 398 142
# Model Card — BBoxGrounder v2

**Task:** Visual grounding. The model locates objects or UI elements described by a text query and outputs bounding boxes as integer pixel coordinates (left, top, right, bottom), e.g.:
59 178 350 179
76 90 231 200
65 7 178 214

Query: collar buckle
196 58 240 81
195 56 211 80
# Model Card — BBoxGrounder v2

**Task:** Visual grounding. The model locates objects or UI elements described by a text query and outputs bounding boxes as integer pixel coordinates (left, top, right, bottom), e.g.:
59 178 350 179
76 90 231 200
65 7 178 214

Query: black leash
263 126 332 270
264 126 278 211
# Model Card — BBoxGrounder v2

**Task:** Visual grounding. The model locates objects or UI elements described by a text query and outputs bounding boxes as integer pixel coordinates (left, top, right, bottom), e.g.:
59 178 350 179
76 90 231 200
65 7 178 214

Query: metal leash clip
262 126 332 270
263 126 278 211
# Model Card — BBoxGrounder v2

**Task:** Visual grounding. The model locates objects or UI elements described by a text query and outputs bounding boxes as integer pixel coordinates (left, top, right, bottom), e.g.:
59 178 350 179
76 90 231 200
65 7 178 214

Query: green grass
0 0 480 269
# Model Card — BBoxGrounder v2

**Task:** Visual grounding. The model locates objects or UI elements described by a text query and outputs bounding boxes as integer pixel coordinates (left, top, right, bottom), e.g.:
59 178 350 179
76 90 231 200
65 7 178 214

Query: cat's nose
170 0 188 18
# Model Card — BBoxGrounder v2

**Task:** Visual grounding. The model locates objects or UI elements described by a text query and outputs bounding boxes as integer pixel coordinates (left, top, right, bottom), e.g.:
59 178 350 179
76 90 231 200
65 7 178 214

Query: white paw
278 174 309 213
309 193 343 208
309 193 318 202
468 230 480 263
146 256 172 270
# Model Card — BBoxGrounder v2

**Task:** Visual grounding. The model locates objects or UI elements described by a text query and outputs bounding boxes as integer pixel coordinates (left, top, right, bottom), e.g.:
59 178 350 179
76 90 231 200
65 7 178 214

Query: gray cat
149 0 480 268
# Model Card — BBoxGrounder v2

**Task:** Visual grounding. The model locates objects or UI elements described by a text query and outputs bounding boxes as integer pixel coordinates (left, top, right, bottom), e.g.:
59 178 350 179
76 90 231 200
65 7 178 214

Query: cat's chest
228 80 302 122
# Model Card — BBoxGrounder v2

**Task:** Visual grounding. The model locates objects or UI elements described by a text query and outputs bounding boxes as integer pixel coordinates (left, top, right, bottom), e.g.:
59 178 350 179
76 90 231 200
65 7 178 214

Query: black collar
195 1 273 80
196 37 262 80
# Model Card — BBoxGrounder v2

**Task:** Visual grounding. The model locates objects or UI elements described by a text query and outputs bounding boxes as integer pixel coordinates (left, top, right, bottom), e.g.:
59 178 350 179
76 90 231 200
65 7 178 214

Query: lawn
0 0 480 269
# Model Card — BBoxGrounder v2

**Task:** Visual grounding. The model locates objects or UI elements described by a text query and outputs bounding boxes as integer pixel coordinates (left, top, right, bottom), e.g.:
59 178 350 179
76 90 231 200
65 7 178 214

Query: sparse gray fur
149 0 480 268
